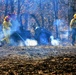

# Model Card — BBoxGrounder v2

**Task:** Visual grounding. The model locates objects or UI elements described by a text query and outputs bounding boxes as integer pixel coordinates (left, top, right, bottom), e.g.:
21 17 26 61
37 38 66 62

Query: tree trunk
30 14 41 27
53 0 59 39
39 0 44 27
40 13 44 27
17 0 20 16
5 0 8 16
10 0 14 13
20 13 28 30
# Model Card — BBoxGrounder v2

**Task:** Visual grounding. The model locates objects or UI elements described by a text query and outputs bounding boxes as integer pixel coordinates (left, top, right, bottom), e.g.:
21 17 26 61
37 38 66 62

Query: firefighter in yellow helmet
2 16 12 44
70 13 76 45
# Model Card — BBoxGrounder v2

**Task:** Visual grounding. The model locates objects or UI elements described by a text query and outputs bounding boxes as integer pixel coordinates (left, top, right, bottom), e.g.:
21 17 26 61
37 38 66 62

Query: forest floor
0 45 76 75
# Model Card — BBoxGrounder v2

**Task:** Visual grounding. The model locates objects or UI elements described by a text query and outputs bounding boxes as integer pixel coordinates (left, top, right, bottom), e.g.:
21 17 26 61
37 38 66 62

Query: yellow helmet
73 14 76 19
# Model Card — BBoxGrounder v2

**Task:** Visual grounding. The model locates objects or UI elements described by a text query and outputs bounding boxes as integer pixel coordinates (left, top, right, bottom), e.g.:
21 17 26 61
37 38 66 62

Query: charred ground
0 45 76 75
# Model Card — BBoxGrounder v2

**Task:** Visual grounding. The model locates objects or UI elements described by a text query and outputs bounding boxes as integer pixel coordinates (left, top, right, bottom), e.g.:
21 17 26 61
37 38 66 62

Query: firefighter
2 16 12 44
70 13 76 45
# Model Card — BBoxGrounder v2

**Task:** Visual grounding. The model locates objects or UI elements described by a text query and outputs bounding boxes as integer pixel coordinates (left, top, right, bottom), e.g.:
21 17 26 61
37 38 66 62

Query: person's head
73 14 76 19
4 16 10 22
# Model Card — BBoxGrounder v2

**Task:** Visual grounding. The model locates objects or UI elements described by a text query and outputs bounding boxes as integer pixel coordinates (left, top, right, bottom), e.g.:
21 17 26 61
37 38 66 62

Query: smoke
11 18 20 34
0 15 21 47
17 39 38 47
53 18 70 44
0 17 70 46
60 31 69 40
9 15 21 46
25 39 38 46
18 41 24 46
50 36 60 46
0 32 4 41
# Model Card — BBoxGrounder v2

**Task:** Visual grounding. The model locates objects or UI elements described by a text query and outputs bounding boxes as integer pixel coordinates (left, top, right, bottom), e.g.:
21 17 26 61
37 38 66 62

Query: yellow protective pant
2 28 11 43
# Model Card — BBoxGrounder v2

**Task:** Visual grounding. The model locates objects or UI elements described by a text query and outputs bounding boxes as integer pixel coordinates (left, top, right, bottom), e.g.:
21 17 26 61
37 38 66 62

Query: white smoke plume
25 39 38 46
50 36 60 46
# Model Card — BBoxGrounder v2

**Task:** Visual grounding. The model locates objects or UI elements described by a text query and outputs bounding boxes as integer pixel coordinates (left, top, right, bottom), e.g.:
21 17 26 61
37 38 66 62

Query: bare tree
17 0 20 16
10 0 14 13
53 0 59 38
5 0 8 16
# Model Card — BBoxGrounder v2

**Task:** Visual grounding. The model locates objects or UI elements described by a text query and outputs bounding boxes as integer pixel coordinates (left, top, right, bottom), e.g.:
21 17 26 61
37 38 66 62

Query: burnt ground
0 45 76 75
